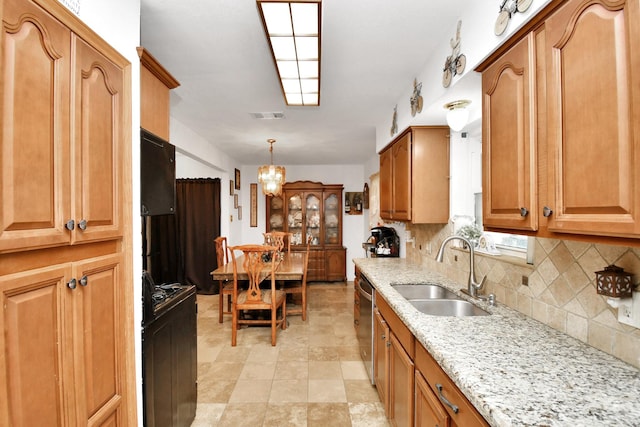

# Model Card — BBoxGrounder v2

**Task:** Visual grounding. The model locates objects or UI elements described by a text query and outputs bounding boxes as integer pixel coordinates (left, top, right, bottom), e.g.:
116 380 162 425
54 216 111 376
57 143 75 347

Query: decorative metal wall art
390 105 398 136
442 20 466 88
410 79 423 117
494 0 534 36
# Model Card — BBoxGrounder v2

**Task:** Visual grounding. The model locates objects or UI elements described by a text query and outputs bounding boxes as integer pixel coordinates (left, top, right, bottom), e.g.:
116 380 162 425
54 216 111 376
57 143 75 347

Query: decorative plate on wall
442 20 466 88
410 79 423 117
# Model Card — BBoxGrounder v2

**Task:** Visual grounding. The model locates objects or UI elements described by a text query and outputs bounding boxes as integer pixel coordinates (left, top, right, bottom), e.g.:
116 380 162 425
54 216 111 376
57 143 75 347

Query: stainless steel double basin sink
391 284 490 317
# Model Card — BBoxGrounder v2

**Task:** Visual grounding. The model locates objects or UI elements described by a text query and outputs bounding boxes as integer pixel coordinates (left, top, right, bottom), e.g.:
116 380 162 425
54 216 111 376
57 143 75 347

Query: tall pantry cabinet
0 0 135 425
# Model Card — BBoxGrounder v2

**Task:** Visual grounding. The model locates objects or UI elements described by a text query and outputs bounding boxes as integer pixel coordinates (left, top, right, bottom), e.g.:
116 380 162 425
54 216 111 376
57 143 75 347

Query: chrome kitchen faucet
435 235 496 306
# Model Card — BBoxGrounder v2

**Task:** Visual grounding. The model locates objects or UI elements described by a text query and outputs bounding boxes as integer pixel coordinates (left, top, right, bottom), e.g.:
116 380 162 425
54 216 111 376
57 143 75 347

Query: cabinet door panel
380 148 393 219
0 0 71 252
72 36 124 243
389 333 414 427
374 309 389 414
325 248 346 282
482 33 537 231
546 0 640 236
392 134 411 221
323 191 341 246
415 370 449 427
412 127 450 224
72 254 124 425
0 264 71 427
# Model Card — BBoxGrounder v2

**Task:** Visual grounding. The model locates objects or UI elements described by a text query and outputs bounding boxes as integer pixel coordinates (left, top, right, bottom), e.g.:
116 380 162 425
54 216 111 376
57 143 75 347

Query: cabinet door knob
436 383 459 414
67 278 77 290
520 207 529 217
78 219 87 230
79 276 88 286
543 206 553 217
65 220 75 231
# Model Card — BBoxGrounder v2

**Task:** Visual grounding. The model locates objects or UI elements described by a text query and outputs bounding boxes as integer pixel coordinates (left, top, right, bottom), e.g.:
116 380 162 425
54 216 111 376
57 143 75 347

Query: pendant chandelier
258 139 286 196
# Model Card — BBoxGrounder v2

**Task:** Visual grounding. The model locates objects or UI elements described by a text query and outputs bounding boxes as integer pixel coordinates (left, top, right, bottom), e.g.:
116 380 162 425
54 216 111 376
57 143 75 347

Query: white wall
374 0 553 152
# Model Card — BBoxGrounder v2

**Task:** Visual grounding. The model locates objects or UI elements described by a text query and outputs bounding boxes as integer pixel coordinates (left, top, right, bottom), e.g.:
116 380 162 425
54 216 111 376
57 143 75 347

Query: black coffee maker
367 226 400 257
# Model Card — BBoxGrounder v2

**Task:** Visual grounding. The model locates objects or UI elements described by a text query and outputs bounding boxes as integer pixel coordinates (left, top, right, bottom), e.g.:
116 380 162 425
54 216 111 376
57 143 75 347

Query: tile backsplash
405 223 640 369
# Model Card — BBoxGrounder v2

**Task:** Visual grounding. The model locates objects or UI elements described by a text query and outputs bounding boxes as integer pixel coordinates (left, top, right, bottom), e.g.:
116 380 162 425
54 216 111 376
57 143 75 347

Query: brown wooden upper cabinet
0 0 127 253
380 126 450 224
138 47 180 140
477 0 640 240
481 32 537 232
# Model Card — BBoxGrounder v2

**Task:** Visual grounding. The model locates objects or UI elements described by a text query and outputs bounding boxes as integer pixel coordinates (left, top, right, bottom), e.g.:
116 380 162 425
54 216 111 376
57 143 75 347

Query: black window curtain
148 178 221 294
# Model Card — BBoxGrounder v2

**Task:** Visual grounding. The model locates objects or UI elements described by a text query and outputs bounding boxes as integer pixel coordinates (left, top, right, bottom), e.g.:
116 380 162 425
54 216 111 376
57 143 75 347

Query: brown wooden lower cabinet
354 268 361 331
415 369 449 427
389 333 414 427
374 293 488 427
298 247 346 282
375 295 415 426
0 254 128 426
374 309 390 414
415 343 489 427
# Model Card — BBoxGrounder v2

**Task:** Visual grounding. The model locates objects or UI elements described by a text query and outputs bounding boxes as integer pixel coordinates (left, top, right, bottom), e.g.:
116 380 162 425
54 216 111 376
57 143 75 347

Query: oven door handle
358 281 373 303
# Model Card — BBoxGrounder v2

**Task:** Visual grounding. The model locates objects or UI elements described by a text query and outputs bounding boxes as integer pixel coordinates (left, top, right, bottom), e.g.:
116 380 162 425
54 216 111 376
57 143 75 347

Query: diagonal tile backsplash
406 223 640 369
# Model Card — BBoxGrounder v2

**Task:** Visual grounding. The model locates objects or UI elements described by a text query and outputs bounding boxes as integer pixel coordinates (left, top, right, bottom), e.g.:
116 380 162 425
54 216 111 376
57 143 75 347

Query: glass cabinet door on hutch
268 195 284 231
265 181 346 282
287 193 303 244
305 193 322 246
324 192 341 246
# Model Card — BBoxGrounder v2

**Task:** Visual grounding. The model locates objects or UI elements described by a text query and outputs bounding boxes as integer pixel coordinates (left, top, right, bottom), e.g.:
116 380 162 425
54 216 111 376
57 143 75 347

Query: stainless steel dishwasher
357 274 375 384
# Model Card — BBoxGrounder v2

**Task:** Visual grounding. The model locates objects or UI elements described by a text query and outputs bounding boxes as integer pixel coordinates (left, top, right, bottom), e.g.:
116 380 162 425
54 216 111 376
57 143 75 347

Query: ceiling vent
249 112 286 120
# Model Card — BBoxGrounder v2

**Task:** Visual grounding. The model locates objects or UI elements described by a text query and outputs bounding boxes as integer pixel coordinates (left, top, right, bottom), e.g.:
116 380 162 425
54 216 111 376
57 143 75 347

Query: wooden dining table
210 251 305 282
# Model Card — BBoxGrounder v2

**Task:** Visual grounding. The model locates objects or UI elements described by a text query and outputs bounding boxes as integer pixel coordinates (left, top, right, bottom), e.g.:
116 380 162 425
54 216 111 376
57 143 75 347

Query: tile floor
191 282 390 427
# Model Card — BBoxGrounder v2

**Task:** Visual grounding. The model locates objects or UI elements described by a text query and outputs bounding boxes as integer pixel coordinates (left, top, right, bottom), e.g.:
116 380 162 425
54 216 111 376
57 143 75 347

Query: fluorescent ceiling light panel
258 0 321 106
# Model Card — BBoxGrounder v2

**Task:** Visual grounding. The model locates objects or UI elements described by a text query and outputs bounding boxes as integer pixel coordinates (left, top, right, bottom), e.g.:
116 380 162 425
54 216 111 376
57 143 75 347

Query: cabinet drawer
415 343 488 427
376 294 414 359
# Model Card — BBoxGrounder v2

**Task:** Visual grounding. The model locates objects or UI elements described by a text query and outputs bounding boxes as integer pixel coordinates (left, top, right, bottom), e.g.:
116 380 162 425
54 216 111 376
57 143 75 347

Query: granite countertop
354 258 640 427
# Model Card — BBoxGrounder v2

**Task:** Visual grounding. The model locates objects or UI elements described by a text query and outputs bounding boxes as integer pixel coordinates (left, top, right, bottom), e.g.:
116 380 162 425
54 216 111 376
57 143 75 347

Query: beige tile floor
191 282 390 427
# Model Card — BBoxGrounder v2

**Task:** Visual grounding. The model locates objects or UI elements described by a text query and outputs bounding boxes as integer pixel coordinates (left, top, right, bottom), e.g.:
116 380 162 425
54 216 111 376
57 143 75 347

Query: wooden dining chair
282 236 311 321
229 245 287 346
263 231 292 253
214 236 233 323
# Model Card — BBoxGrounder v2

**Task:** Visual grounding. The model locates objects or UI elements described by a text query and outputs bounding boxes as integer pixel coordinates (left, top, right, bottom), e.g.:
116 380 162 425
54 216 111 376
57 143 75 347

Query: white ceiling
140 0 475 166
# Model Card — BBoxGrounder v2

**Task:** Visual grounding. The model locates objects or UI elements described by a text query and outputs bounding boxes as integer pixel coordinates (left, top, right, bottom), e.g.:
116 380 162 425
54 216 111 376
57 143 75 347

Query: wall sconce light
444 99 471 132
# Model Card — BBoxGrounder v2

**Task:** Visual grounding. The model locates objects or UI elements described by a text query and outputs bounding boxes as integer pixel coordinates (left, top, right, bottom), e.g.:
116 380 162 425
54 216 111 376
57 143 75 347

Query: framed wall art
234 194 238 208
234 168 241 189
229 179 235 196
250 183 258 227
237 206 242 220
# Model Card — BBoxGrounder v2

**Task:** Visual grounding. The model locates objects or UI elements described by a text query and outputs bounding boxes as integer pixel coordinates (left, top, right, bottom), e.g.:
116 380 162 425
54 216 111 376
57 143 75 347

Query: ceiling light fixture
257 0 321 106
444 100 471 132
258 139 286 196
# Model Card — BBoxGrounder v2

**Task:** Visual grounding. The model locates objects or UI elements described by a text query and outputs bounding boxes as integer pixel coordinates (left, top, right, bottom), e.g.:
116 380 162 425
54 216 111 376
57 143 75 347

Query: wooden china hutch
266 181 346 282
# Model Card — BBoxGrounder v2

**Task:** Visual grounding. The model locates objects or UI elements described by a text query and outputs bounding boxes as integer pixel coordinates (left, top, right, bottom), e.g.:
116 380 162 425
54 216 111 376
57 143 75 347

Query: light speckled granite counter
354 258 640 427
